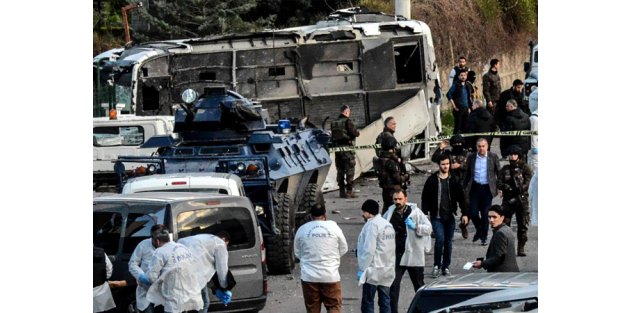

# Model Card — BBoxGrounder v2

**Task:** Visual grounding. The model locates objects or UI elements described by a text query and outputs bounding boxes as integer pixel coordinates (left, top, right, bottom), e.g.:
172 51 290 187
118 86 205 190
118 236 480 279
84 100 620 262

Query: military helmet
506 145 523 157
450 134 465 145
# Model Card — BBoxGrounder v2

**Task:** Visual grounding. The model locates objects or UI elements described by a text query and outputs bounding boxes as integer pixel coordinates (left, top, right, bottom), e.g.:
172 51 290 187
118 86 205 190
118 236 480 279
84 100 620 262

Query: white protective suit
294 220 348 283
178 234 229 289
357 214 396 287
528 109 538 172
128 238 156 311
383 203 432 267
93 253 116 312
146 241 204 313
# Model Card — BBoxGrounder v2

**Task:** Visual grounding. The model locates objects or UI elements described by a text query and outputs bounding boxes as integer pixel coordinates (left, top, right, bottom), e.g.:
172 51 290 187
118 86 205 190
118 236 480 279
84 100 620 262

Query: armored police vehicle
94 7 442 191
114 86 331 274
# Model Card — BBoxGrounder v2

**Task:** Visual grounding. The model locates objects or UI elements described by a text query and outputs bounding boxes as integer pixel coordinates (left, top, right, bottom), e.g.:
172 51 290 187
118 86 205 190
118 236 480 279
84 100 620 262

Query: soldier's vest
330 117 350 142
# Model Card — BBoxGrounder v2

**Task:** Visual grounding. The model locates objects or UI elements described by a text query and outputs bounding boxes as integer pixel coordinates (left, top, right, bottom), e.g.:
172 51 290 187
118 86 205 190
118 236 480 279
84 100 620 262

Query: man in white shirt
357 199 396 313
129 224 167 313
294 204 348 313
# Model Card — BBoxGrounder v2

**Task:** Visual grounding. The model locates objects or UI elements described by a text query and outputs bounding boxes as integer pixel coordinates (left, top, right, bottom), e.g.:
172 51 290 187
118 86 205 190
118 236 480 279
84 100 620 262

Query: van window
177 206 255 250
93 203 168 255
94 126 144 146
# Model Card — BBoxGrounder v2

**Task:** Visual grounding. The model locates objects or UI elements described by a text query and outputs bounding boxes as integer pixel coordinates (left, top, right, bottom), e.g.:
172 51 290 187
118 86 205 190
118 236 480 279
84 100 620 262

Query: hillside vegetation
93 0 537 76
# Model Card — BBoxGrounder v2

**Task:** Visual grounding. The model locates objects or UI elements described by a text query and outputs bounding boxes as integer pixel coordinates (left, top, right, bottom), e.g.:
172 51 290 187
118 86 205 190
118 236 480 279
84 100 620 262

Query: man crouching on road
294 204 348 313
357 199 396 313
383 189 432 313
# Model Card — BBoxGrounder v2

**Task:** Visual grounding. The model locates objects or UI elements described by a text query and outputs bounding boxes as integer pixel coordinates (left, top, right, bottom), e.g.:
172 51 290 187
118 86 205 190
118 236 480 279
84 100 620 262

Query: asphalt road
260 150 538 313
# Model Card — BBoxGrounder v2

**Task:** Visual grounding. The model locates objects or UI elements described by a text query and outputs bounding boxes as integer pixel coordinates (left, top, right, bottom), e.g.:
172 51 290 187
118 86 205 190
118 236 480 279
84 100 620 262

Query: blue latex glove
405 217 417 230
215 289 226 301
138 273 151 285
222 290 233 305
357 270 364 281
532 147 538 155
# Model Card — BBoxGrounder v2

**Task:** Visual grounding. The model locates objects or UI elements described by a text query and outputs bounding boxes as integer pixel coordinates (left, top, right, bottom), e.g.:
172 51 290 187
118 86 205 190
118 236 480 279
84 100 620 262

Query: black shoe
472 233 480 243
459 223 469 239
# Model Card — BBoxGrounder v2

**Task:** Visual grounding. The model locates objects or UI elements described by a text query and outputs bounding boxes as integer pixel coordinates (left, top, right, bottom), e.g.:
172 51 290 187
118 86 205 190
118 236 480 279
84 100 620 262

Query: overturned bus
93 7 442 190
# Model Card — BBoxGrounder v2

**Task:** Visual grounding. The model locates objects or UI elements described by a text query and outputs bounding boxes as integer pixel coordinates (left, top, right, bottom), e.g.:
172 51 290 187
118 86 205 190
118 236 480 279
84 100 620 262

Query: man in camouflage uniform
377 136 409 213
431 134 470 238
497 145 533 256
331 104 360 198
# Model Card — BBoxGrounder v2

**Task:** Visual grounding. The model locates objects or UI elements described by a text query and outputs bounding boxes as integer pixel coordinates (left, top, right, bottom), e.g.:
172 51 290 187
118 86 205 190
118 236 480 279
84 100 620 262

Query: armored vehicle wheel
267 193 296 274
297 183 325 227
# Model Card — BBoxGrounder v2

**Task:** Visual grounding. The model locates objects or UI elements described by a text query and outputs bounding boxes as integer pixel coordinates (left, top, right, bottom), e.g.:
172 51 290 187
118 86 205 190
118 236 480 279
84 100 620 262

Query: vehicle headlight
181 89 198 104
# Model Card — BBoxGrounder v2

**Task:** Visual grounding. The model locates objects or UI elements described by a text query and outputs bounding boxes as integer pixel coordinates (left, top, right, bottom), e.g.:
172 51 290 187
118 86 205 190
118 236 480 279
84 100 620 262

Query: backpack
330 117 350 142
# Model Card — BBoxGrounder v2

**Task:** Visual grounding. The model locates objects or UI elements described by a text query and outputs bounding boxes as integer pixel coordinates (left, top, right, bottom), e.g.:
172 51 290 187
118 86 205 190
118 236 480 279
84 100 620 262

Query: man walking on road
421 154 468 278
464 138 501 246
294 204 348 313
357 199 396 313
498 145 533 256
383 189 432 313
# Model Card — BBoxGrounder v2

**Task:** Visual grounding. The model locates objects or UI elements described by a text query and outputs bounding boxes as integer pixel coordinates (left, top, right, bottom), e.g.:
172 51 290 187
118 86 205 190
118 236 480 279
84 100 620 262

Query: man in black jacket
422 153 468 278
496 79 526 130
331 104 361 198
482 59 502 115
472 205 519 272
466 99 497 151
500 100 531 159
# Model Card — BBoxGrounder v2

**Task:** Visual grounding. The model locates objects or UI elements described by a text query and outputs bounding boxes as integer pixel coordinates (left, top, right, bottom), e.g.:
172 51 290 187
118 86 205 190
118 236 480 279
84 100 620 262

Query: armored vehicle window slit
142 85 160 111
199 71 216 80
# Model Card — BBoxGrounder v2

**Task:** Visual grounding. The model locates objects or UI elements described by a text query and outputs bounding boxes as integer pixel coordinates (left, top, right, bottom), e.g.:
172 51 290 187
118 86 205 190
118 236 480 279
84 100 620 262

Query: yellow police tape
328 130 538 152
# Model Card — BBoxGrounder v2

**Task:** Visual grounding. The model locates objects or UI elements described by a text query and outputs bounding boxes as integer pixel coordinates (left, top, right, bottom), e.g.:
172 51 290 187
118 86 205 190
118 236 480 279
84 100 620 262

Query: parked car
429 284 538 312
93 192 267 312
406 272 538 313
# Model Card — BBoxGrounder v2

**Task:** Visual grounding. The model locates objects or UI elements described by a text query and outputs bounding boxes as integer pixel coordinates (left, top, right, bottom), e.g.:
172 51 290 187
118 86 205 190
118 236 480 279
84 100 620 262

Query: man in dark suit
463 138 501 246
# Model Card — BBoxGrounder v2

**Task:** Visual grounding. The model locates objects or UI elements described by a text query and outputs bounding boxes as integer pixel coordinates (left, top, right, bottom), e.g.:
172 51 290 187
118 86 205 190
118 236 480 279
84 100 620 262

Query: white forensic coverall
178 234 229 289
93 253 116 312
146 241 204 313
294 220 348 283
128 238 156 311
357 214 396 287
383 203 433 267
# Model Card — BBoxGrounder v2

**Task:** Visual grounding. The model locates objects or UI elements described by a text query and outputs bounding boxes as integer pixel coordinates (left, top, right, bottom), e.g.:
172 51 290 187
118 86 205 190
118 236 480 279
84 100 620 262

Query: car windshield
176 206 255 250
93 202 169 255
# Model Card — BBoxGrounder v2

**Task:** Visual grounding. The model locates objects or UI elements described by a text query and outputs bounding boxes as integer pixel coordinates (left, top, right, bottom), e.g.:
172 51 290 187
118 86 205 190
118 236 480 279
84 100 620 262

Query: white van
122 172 246 197
93 115 174 187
